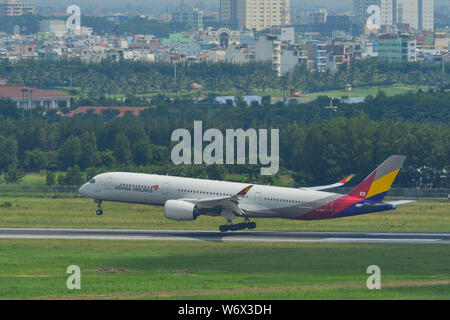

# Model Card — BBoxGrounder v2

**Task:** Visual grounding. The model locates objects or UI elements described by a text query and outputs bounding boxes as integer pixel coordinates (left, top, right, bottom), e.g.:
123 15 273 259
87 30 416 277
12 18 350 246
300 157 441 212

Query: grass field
0 240 448 299
300 84 431 100
0 172 65 186
53 83 431 101
0 197 448 232
0 196 448 300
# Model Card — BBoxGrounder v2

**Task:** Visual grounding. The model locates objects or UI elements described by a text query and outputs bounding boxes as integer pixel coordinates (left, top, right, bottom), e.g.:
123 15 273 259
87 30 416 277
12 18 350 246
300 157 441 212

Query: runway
0 228 449 244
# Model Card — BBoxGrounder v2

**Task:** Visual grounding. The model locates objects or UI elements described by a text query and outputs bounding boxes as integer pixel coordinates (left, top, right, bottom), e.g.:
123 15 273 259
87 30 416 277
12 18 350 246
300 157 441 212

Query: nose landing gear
95 200 103 216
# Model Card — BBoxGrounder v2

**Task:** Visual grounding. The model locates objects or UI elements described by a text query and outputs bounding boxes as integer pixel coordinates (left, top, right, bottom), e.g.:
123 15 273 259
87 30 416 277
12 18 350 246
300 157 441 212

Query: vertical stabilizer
347 155 406 202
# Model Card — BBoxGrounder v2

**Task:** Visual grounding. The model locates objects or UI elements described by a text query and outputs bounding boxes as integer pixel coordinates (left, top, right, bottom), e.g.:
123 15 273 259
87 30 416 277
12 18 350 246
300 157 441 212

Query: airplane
79 155 415 232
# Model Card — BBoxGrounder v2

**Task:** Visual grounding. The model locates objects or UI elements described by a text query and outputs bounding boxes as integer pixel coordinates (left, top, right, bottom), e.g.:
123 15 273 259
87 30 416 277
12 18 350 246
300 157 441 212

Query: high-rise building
39 20 68 37
220 0 290 31
353 0 381 35
420 0 434 31
172 7 204 30
386 0 434 31
353 0 434 34
220 0 248 30
0 0 35 16
380 0 394 27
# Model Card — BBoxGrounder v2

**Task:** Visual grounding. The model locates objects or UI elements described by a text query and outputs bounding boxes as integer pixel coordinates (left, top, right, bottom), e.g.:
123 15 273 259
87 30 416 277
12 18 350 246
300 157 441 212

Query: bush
1 201 12 208
58 166 84 186
4 163 24 183
46 171 56 186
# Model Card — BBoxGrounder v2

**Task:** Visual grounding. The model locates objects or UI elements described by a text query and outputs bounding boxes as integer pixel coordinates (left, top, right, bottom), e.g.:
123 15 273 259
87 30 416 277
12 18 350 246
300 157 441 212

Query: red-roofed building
50 12 70 17
63 106 154 118
191 82 203 89
13 43 37 55
0 84 72 109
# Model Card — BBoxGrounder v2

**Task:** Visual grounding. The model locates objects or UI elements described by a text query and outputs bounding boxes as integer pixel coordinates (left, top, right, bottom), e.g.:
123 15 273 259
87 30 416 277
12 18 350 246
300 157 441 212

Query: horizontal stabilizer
386 200 416 208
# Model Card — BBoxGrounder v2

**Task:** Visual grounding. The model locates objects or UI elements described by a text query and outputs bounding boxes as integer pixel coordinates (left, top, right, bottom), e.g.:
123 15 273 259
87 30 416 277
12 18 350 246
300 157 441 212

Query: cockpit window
89 179 96 184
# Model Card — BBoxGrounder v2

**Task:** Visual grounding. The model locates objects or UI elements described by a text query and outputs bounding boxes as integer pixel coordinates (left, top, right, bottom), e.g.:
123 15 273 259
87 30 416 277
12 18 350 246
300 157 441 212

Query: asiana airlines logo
114 184 159 193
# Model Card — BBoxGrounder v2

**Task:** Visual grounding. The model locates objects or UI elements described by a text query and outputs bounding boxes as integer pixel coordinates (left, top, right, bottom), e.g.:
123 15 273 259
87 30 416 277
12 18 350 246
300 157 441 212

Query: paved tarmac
0 228 449 244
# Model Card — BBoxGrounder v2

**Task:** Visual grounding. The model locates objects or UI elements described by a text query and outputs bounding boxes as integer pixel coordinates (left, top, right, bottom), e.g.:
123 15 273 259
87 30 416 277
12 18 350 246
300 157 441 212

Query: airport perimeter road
0 228 449 244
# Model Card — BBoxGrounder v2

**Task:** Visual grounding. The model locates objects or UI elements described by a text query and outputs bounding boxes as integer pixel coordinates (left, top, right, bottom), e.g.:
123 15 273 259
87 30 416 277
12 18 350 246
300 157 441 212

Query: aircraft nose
79 183 88 196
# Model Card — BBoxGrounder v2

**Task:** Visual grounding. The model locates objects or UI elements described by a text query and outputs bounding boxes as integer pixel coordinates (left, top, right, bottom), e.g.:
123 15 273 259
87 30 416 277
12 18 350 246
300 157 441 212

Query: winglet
338 174 355 184
237 185 253 196
308 174 356 191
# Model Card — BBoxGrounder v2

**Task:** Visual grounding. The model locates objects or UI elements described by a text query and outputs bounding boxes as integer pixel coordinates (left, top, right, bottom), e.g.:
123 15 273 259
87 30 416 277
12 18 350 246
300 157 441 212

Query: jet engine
164 200 200 221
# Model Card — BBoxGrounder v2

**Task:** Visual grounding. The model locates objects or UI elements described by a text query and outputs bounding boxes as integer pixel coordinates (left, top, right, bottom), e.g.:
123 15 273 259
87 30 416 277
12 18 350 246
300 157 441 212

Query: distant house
63 106 154 118
338 97 365 104
191 82 204 89
198 95 263 106
0 84 71 109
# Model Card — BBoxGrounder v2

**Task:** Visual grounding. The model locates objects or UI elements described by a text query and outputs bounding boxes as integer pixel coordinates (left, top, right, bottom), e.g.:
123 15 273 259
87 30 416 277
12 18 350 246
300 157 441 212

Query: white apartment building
0 0 34 16
419 0 434 31
394 0 434 31
381 0 394 27
172 7 204 30
221 0 290 31
382 0 434 31
39 20 68 38
354 0 434 33
255 34 309 76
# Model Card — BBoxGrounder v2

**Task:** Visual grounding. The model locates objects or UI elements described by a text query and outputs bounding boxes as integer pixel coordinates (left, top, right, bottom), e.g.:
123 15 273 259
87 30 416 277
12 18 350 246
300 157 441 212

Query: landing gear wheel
236 223 246 231
95 200 103 216
246 222 257 230
230 224 240 232
219 221 250 232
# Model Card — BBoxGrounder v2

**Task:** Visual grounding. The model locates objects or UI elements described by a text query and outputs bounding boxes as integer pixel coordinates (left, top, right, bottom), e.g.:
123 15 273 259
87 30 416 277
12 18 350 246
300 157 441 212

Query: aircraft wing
308 174 356 191
181 185 253 217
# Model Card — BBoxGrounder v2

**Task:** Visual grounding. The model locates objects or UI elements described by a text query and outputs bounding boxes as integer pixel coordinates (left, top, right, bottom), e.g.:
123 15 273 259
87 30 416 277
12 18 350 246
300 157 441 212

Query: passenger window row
264 197 321 206
177 189 249 198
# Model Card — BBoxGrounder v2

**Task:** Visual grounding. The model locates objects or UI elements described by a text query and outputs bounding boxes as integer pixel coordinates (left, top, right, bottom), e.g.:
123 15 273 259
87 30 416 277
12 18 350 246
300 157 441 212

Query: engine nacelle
164 200 200 221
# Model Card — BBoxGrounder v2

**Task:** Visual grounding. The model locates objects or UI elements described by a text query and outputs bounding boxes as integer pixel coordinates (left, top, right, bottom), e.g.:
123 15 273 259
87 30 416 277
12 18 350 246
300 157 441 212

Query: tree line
0 59 448 100
0 94 448 188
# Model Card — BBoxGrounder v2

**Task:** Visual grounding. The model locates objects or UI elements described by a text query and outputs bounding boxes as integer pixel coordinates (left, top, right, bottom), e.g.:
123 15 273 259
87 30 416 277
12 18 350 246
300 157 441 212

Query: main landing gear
95 200 103 216
219 218 256 232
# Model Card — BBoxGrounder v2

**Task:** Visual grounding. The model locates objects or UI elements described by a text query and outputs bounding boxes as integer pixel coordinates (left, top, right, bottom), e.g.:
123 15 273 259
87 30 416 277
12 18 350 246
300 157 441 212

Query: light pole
29 89 33 119
21 88 27 121
443 54 446 90
325 99 337 120
443 54 445 74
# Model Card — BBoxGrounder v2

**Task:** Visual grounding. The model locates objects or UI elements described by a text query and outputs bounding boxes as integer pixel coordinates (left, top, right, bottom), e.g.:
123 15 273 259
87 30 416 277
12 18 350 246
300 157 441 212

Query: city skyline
6 0 356 11
5 0 448 14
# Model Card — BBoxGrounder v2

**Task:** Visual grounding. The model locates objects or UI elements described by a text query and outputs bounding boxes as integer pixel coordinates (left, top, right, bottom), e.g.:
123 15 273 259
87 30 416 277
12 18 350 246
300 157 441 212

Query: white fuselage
79 172 341 220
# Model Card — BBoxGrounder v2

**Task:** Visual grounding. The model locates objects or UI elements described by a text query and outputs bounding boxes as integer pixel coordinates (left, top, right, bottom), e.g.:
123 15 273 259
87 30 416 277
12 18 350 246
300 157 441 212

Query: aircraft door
104 176 113 190
162 183 169 195
255 192 262 204
326 201 333 212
